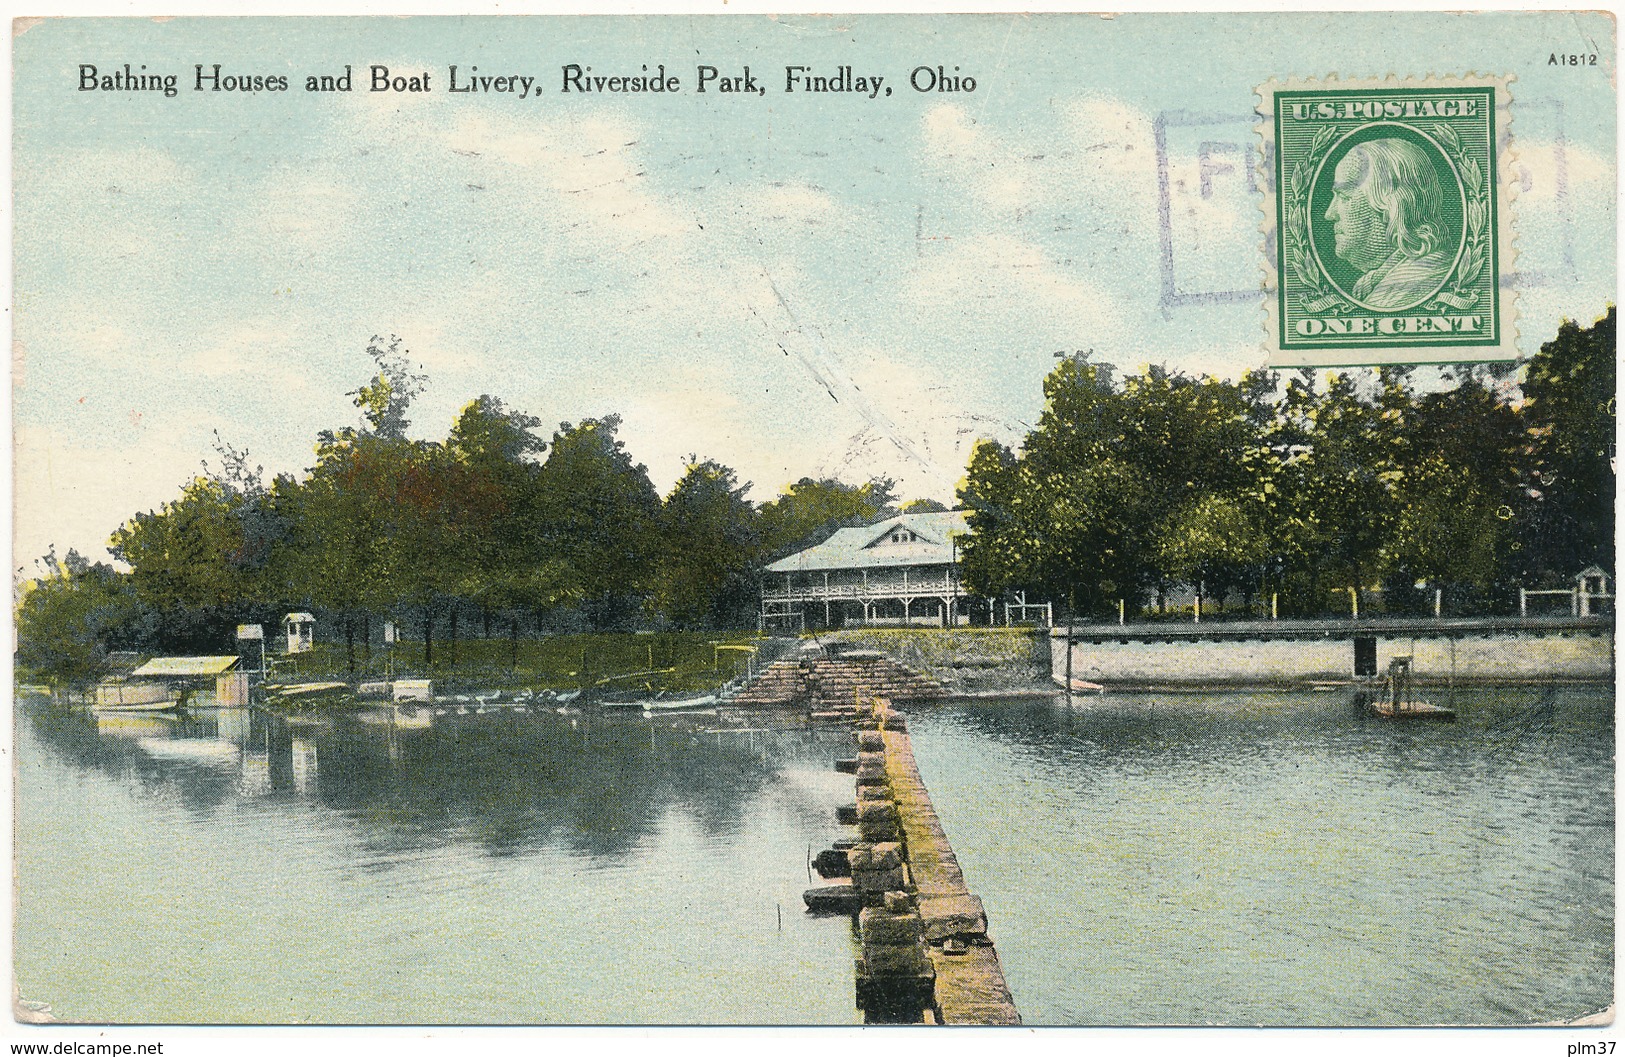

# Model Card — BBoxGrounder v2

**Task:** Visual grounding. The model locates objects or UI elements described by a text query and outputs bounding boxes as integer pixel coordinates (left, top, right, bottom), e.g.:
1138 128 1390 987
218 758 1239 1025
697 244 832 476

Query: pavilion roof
765 510 970 574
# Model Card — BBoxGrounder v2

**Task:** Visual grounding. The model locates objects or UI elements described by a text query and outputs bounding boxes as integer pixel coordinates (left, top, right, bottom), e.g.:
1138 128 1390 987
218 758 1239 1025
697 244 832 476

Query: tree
108 434 285 644
651 458 762 628
271 337 443 670
1264 370 1405 615
15 549 152 686
446 396 561 660
347 334 428 441
532 415 663 629
1154 494 1269 611
960 357 1272 617
1517 306 1616 579
1381 368 1525 612
757 476 896 563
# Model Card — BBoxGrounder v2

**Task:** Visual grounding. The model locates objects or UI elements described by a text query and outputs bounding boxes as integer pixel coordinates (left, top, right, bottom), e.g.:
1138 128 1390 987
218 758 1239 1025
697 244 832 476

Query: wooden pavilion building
760 510 979 630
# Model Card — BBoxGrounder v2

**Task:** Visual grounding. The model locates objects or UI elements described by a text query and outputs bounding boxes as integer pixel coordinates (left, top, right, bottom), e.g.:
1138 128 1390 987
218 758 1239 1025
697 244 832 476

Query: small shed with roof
128 655 250 706
283 612 317 654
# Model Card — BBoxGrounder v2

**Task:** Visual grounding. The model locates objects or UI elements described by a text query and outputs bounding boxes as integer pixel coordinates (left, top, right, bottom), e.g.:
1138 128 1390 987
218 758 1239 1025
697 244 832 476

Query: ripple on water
906 687 1613 1026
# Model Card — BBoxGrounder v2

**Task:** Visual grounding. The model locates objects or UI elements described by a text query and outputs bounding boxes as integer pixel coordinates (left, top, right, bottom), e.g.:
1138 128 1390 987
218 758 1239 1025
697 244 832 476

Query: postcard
9 7 1616 1047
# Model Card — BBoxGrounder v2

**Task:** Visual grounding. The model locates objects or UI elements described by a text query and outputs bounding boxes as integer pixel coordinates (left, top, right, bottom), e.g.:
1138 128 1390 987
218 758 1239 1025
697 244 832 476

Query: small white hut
1575 565 1612 617
283 612 316 654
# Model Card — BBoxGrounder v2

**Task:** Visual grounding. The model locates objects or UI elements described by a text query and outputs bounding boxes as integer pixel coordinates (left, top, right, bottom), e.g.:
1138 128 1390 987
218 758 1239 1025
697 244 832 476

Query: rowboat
601 692 719 713
1052 674 1106 693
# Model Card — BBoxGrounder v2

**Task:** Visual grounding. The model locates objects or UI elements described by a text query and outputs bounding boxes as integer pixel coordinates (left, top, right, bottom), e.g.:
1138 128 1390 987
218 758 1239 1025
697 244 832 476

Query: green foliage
15 549 153 685
22 310 1615 681
652 459 762 628
757 476 896 562
1518 306 1616 578
346 334 428 440
961 308 1615 618
532 416 663 626
962 358 1274 615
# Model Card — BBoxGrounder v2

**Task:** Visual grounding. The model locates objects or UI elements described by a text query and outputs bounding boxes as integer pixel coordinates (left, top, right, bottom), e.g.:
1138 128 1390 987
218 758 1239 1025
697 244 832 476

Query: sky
11 11 1617 572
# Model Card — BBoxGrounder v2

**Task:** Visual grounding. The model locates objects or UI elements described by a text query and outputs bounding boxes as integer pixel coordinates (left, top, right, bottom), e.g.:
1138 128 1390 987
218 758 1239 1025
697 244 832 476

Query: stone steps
728 654 946 712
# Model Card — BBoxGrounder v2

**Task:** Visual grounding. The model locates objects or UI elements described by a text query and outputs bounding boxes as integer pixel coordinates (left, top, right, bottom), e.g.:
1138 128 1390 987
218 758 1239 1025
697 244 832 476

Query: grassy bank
267 630 772 696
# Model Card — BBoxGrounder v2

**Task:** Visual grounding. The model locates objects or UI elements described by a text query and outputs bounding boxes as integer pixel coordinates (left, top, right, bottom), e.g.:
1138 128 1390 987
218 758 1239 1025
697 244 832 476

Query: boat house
125 655 249 707
760 510 977 630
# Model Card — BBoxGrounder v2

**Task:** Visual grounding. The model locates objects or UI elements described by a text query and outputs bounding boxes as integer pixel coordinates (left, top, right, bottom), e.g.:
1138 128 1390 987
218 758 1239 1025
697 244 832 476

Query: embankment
821 629 1047 694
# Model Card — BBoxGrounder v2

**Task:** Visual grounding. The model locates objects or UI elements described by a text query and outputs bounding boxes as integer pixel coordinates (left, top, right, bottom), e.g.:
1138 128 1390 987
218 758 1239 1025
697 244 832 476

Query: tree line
959 307 1614 620
17 336 901 683
16 308 1614 683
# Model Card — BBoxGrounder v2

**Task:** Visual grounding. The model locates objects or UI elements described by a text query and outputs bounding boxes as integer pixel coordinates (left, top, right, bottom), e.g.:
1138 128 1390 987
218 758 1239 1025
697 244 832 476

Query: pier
808 695 1020 1025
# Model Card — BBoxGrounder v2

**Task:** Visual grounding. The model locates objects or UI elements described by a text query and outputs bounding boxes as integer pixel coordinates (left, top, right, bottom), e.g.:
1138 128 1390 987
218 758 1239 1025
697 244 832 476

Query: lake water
14 700 862 1024
16 687 1614 1026
905 687 1614 1026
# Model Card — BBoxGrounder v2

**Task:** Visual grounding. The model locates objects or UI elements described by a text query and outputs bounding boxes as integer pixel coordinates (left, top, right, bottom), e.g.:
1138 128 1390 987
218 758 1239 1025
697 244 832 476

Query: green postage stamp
1260 76 1517 366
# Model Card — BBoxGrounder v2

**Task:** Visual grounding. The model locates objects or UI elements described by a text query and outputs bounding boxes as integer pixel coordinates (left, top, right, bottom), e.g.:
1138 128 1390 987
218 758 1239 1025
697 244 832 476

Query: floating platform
1359 656 1455 721
1364 699 1456 721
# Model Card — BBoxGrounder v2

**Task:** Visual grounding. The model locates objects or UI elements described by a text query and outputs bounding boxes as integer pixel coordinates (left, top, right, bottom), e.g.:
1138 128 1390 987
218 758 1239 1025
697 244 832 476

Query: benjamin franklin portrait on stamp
1262 78 1517 364
1324 137 1455 311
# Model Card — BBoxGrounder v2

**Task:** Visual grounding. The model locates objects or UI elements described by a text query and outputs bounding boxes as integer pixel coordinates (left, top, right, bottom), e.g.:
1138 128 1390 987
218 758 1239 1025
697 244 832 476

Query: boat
1052 674 1106 693
92 680 181 711
600 691 719 713
642 693 719 713
1360 657 1455 722
267 681 350 700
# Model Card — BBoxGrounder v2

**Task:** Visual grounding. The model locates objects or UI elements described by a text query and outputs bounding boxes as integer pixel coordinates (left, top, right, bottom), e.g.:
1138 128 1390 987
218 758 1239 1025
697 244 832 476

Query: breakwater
805 696 1020 1025
1053 615 1614 689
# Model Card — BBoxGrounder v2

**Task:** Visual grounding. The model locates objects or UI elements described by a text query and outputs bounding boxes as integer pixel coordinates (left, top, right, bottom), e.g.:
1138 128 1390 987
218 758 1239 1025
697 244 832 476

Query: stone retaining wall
1054 617 1614 688
826 629 1048 693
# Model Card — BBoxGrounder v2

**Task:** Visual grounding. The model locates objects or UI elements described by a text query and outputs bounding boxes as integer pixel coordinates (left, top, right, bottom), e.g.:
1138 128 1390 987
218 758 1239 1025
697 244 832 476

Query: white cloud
920 103 1037 210
1509 139 1611 201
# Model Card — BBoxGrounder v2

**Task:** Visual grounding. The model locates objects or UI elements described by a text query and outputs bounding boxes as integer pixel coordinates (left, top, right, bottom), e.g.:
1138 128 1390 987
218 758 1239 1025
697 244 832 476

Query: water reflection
17 695 860 1024
22 700 840 862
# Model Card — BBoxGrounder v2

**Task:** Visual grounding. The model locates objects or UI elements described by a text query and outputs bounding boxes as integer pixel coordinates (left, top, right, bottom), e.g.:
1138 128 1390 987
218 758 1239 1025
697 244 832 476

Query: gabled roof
765 510 970 574
130 656 242 678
